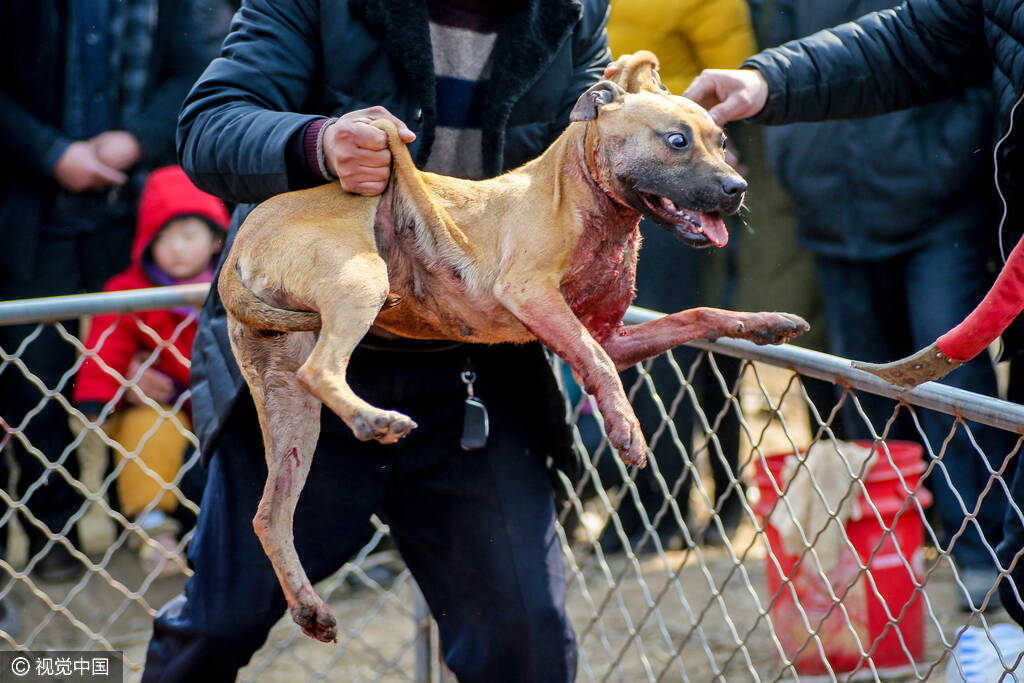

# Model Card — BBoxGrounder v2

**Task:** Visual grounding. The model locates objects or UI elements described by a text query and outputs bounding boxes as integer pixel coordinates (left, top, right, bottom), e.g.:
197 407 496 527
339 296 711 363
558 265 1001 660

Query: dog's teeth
659 196 678 213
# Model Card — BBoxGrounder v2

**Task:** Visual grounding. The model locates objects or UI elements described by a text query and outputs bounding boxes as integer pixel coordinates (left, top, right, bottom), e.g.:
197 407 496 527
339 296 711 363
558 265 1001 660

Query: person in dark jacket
681 0 1024 620
750 0 1015 612
142 1 609 680
0 1 212 595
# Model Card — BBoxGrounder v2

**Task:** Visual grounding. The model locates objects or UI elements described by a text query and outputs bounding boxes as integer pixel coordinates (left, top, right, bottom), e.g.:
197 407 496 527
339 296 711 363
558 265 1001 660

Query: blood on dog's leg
295 252 416 444
600 307 809 369
496 280 647 466
229 322 338 642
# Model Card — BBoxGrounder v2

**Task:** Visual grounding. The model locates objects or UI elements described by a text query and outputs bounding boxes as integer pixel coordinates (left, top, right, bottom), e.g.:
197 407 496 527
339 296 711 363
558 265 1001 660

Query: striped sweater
304 1 506 182
422 0 502 179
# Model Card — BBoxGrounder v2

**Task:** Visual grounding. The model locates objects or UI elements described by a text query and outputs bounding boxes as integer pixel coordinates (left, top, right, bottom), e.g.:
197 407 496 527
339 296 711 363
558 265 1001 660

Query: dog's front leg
600 307 809 370
496 279 647 466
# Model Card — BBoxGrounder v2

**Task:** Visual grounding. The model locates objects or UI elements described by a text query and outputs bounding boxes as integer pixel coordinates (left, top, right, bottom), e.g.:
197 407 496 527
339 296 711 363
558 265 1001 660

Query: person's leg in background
0 230 97 583
1 221 135 580
0 318 85 582
905 233 1018 609
728 120 843 482
813 253 918 442
603 350 698 552
814 252 974 579
998 462 1024 624
996 274 1024 620
105 404 192 576
697 352 744 546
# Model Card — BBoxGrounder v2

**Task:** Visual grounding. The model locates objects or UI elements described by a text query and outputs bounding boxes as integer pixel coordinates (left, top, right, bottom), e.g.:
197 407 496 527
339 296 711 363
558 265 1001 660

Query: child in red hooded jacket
73 166 227 576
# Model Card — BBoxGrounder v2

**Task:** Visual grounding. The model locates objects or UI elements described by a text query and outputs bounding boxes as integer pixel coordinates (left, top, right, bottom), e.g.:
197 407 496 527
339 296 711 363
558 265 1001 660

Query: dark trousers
816 237 1017 570
143 343 577 682
0 222 133 555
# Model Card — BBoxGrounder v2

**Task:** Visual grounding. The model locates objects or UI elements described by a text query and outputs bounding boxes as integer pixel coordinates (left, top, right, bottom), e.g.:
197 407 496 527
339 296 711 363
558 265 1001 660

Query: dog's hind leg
229 321 338 642
295 251 417 444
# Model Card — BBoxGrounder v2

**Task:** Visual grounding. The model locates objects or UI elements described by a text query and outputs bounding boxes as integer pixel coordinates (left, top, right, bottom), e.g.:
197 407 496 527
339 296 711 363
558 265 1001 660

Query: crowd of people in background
0 0 1021 676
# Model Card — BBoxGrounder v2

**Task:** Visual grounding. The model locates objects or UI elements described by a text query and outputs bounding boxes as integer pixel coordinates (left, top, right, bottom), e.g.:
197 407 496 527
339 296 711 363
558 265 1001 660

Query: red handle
936 236 1024 363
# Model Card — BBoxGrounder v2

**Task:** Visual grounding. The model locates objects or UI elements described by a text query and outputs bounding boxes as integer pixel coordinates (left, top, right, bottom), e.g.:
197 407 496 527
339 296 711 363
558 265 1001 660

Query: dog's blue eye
665 133 688 150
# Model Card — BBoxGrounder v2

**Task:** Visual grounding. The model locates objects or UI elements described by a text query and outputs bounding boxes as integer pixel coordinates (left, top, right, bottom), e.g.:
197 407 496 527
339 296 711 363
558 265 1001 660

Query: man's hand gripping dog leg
496 280 648 467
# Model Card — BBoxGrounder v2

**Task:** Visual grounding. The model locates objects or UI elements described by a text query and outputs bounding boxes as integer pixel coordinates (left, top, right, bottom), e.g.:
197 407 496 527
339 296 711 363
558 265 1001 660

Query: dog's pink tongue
698 212 729 247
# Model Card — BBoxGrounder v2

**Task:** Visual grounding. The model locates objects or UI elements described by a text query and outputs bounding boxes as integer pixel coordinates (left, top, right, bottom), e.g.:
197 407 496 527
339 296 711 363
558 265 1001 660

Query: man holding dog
143 1 609 680
681 0 1024 621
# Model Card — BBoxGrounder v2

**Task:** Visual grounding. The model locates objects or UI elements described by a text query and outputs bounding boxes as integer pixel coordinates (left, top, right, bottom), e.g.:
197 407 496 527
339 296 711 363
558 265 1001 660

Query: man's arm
179 0 417 206
686 0 990 126
177 0 326 203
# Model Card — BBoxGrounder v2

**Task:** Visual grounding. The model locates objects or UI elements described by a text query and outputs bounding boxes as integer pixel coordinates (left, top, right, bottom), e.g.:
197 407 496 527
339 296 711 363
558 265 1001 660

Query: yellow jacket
607 0 757 94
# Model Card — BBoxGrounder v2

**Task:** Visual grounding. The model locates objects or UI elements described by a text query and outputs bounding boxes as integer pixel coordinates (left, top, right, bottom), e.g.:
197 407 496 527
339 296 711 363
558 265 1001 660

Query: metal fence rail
1 285 1023 682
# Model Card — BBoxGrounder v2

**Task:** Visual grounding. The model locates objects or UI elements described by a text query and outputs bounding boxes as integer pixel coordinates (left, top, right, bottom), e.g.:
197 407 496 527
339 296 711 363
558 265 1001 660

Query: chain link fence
1 285 1023 681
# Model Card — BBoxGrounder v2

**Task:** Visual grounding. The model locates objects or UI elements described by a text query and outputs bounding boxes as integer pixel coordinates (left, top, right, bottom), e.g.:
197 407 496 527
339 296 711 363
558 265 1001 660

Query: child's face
151 217 223 281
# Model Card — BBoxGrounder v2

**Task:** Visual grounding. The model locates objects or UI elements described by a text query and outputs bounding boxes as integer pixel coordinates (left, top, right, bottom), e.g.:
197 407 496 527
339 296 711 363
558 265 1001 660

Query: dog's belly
369 193 535 344
372 253 533 344
372 283 533 343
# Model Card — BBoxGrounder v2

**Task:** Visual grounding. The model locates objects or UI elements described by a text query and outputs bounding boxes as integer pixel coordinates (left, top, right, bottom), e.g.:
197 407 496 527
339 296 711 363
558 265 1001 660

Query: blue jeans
142 343 577 682
816 236 1016 570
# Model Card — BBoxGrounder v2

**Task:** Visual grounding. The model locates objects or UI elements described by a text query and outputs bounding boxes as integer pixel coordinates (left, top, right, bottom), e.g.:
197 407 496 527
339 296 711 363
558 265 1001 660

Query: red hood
131 166 230 267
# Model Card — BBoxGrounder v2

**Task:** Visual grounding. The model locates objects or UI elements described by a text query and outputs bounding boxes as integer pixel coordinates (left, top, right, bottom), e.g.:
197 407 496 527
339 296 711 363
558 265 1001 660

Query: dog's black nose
720 176 747 197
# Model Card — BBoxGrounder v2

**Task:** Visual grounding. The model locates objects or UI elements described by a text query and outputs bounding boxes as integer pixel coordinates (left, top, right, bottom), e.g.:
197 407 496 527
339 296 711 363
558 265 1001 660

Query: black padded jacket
754 0 997 260
744 0 1024 259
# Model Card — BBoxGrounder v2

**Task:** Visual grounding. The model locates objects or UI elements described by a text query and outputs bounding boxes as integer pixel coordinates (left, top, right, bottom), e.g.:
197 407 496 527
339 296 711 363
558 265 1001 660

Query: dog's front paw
743 312 809 345
606 413 648 468
352 409 417 444
290 590 338 643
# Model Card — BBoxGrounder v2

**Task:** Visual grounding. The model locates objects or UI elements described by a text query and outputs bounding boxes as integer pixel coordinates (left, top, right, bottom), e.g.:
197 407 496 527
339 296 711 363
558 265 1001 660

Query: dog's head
571 52 746 248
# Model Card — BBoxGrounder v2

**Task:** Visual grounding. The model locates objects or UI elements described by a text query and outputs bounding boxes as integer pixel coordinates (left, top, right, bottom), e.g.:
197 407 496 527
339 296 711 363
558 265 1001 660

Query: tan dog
218 52 807 642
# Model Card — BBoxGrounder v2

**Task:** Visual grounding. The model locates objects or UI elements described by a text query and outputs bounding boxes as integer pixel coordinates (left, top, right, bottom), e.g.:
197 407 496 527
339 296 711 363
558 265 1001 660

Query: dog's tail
217 260 322 332
372 119 475 264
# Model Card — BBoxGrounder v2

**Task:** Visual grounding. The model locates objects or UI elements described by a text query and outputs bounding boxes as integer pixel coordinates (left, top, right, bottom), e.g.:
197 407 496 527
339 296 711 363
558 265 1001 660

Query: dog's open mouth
640 193 729 247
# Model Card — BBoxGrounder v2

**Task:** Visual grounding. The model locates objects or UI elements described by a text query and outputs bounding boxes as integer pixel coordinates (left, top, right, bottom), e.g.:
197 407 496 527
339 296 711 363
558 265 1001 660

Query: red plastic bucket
751 440 932 678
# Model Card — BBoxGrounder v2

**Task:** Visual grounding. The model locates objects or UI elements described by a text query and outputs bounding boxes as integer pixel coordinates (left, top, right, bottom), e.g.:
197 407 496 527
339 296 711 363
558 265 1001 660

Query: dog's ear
570 80 627 122
610 51 668 94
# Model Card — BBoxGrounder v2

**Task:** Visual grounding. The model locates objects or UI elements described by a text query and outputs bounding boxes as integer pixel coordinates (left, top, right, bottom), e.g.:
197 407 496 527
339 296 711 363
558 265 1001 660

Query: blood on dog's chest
561 221 640 339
